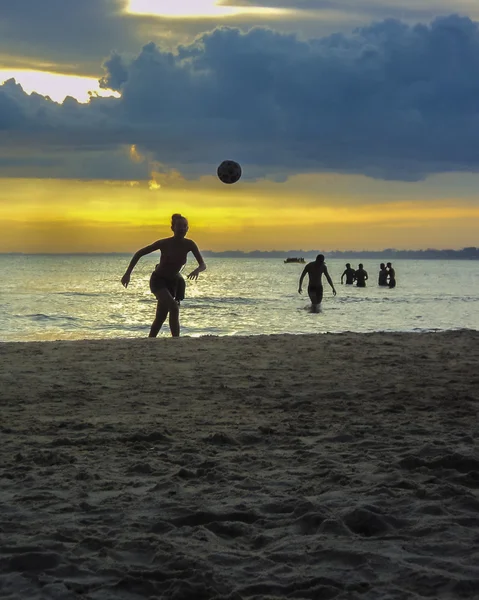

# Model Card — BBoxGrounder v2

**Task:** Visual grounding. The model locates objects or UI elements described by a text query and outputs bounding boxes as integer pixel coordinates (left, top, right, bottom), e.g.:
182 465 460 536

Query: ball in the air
217 160 242 184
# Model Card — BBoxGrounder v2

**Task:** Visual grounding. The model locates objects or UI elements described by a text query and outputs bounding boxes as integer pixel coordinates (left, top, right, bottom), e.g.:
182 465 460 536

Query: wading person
298 254 337 313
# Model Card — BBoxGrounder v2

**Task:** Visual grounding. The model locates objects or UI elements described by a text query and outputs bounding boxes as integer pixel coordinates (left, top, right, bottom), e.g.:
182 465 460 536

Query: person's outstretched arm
340 270 345 284
324 267 337 296
187 242 207 280
298 265 309 293
121 240 163 288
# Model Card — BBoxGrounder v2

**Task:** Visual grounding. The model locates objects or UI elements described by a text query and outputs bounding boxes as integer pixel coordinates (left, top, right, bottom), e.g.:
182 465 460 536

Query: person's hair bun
171 213 183 226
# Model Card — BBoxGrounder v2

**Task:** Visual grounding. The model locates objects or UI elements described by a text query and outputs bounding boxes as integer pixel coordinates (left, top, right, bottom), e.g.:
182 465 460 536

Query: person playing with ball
298 254 336 313
121 213 206 337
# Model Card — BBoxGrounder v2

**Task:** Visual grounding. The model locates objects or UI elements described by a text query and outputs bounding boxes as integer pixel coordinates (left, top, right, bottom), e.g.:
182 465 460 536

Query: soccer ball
217 160 242 184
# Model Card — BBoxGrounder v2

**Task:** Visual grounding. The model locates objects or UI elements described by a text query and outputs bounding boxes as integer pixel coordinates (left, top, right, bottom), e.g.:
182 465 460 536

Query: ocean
1 254 478 342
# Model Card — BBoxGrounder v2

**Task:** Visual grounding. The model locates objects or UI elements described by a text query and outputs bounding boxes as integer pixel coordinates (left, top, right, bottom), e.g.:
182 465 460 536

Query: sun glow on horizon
127 0 287 18
0 70 120 103
1 177 479 253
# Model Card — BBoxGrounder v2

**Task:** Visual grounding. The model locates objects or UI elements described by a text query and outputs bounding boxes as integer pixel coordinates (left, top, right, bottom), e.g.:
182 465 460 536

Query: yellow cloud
127 0 287 18
129 144 144 163
0 70 120 103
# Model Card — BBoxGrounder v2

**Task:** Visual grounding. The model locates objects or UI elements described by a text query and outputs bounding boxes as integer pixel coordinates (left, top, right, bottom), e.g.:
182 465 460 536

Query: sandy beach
1 330 479 599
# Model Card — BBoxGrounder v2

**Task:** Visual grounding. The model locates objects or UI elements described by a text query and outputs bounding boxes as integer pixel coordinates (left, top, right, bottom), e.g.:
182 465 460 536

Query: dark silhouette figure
121 213 206 337
298 254 337 312
354 264 368 287
387 262 396 289
341 263 356 285
378 263 388 286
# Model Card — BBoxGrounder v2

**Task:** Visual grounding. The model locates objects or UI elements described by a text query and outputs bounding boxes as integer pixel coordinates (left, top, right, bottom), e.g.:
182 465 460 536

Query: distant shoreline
1 248 478 260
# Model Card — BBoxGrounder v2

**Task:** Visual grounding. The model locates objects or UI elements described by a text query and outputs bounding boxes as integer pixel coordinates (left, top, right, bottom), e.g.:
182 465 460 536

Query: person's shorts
307 284 323 304
149 272 179 299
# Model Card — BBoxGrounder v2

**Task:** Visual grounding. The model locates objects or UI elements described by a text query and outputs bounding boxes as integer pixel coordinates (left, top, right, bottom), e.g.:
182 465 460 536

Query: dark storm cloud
2 15 479 182
0 0 321 75
223 0 479 21
0 0 139 75
2 0 476 76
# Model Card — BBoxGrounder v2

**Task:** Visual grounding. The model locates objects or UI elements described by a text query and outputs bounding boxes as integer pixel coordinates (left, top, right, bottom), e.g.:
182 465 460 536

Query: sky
1 1 479 252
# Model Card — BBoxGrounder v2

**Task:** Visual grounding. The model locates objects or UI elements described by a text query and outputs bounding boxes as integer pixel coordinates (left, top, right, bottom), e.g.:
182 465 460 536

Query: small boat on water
284 257 305 263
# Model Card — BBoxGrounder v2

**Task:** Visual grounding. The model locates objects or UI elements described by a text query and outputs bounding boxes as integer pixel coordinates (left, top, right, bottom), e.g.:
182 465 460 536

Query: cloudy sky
1 0 479 252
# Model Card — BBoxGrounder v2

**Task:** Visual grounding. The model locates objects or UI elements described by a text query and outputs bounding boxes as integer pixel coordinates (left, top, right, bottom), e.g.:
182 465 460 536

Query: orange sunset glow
1 3 479 253
1 175 478 253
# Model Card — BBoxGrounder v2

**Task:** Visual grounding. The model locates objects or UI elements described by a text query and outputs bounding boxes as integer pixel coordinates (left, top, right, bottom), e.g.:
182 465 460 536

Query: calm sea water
0 255 478 341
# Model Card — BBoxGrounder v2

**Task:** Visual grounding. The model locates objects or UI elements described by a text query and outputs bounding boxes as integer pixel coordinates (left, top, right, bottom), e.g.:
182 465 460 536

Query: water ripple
1 256 477 341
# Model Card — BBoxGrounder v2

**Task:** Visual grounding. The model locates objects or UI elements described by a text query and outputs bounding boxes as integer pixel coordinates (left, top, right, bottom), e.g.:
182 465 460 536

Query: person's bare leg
168 302 180 337
308 291 318 313
149 289 179 338
149 300 168 337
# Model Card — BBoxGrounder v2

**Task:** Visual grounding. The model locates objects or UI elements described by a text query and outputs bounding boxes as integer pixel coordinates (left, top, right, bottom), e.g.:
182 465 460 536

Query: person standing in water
354 264 368 287
341 263 356 285
298 254 337 313
121 213 206 337
378 263 388 286
387 262 396 289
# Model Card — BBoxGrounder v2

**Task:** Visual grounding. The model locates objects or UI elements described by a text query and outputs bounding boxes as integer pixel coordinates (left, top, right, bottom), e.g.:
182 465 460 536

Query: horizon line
0 247 477 256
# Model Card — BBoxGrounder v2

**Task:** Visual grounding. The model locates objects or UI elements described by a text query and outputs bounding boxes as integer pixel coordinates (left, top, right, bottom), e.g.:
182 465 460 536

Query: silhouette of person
121 213 206 337
387 262 396 289
378 263 388 286
298 254 337 312
354 264 368 287
341 263 356 285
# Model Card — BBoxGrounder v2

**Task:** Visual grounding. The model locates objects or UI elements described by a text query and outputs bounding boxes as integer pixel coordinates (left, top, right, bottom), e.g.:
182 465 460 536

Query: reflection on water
1 255 478 341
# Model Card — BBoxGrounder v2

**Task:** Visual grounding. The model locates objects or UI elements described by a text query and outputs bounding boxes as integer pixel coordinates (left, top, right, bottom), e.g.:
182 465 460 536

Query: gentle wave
23 313 81 323
56 291 110 298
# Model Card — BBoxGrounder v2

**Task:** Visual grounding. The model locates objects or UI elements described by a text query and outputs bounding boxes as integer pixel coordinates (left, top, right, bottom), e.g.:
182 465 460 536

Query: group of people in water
121 214 397 336
298 256 396 313
340 262 396 288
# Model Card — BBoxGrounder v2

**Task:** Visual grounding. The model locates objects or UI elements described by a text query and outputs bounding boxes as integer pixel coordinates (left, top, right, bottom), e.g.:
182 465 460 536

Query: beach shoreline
1 330 479 599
